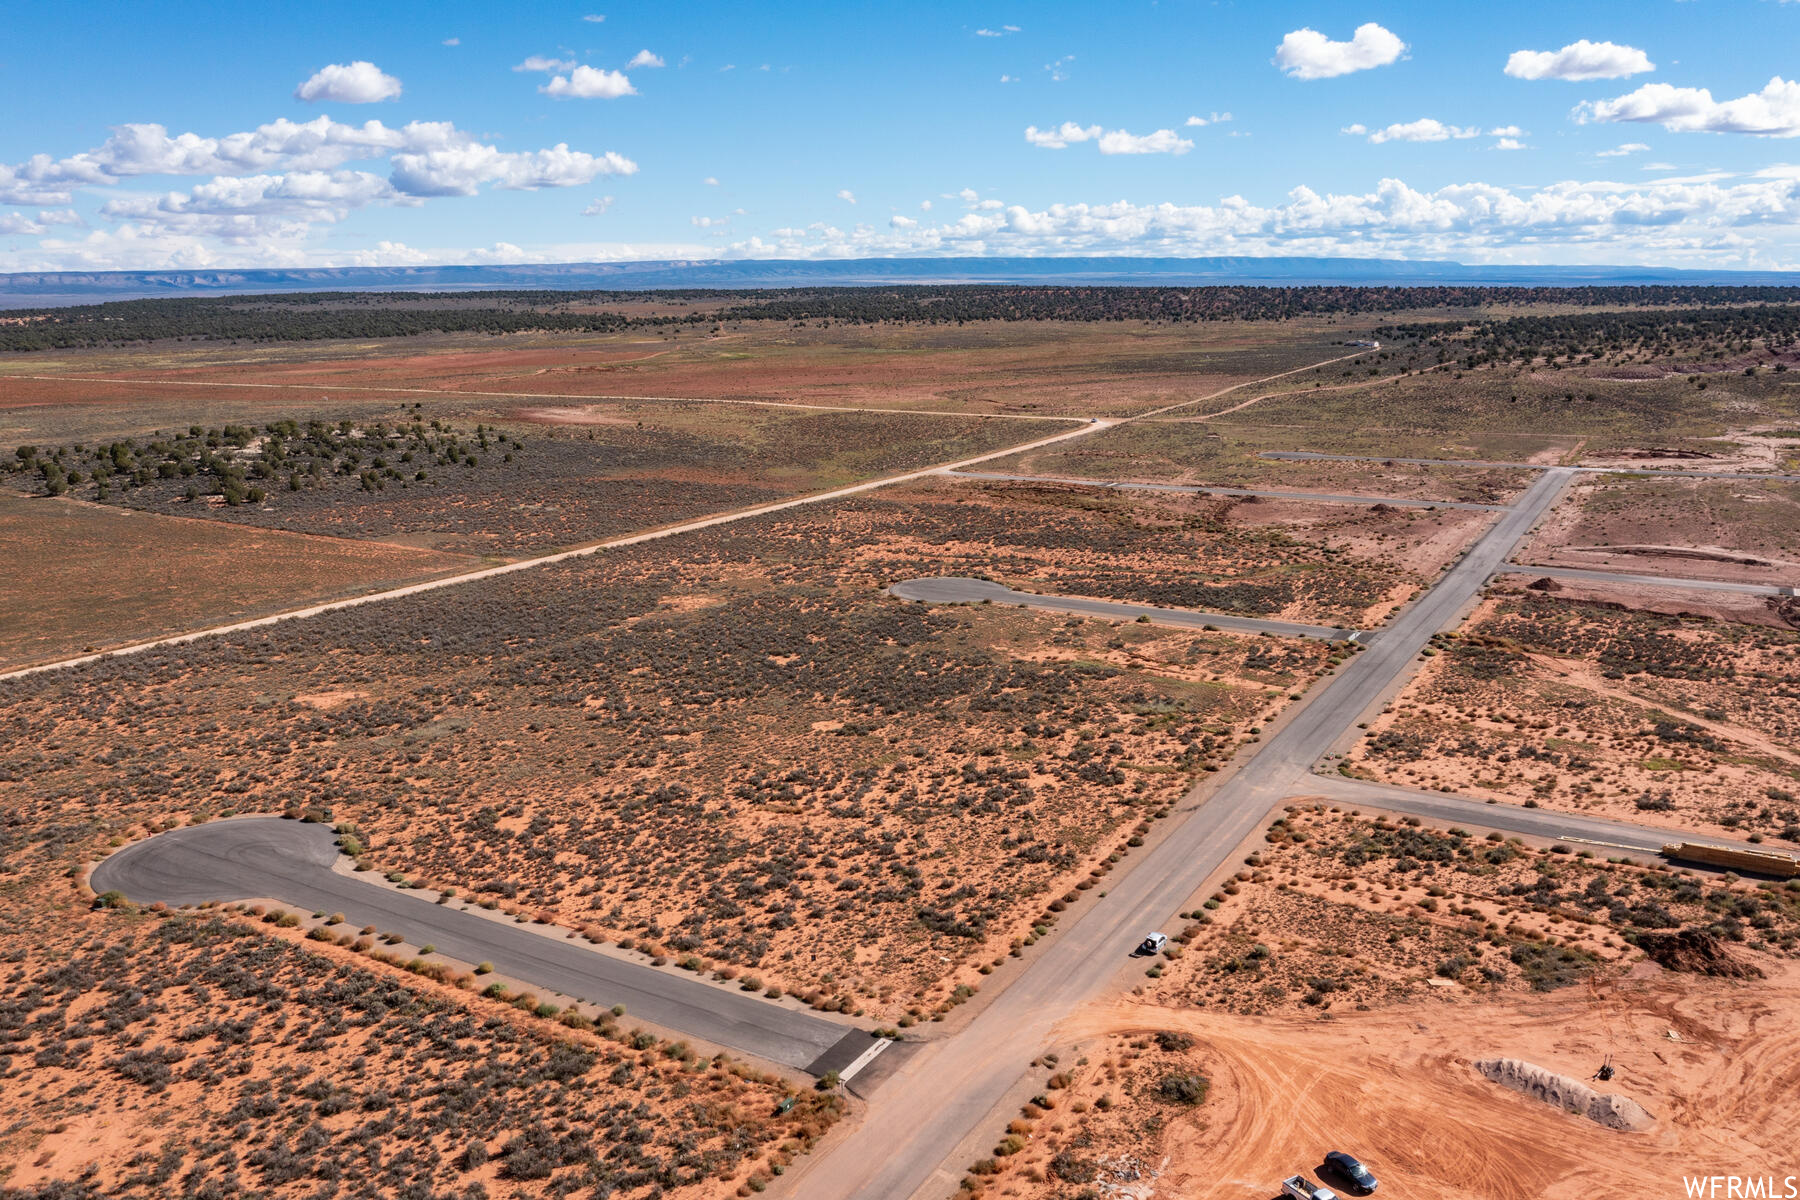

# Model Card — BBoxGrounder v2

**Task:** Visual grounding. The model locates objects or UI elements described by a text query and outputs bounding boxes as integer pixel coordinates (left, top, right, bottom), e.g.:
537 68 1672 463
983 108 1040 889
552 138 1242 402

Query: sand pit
1475 1058 1655 1132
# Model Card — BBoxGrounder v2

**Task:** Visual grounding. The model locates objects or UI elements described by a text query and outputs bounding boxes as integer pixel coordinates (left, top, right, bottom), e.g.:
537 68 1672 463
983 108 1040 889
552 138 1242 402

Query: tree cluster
9 416 522 505
1379 303 1800 368
10 284 1800 350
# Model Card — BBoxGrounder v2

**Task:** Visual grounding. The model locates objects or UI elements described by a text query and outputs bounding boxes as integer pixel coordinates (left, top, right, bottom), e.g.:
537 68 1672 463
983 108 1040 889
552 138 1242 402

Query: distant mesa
7 255 1800 308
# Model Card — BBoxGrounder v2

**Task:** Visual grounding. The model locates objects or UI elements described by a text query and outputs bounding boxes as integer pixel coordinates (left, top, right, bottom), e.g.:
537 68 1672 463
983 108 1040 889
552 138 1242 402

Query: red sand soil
1034 958 1800 1200
0 491 480 669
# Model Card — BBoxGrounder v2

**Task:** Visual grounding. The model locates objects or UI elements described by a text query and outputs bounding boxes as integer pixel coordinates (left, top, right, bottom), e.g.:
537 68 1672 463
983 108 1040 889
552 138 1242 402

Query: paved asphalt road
1314 775 1790 858
946 469 1511 511
1264 451 1800 483
796 466 1580 1200
1496 563 1793 596
89 819 860 1073
888 576 1358 641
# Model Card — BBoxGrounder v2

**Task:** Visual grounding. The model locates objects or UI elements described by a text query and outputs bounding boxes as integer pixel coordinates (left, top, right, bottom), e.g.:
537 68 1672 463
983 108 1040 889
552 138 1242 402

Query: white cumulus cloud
1504 40 1653 82
1598 142 1651 157
1577 76 1800 137
1360 118 1481 144
717 173 1800 268
0 212 46 235
542 66 637 99
294 61 402 104
1098 128 1193 155
100 170 394 223
515 56 575 72
1027 123 1191 155
836 188 856 203
627 50 665 69
1025 122 1101 149
582 195 614 216
1274 23 1405 80
390 140 636 196
14 116 638 207
0 117 422 204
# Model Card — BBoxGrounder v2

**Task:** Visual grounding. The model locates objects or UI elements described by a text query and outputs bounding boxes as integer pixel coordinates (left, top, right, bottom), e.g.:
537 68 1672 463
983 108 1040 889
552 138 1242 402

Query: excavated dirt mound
1475 1058 1655 1132
1635 929 1765 979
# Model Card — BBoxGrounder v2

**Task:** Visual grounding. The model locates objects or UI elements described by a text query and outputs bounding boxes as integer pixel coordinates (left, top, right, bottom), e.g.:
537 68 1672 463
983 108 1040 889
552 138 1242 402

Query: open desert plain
2 283 1799 1200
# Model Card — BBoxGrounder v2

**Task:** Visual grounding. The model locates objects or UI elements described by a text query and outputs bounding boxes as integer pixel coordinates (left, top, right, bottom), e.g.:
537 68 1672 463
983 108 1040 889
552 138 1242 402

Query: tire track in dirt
1053 973 1800 1200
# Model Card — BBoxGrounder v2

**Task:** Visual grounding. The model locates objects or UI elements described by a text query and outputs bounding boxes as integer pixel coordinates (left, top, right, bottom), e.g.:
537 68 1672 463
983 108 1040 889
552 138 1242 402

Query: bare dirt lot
1342 593 1800 839
1244 362 1800 453
1520 472 1800 588
0 492 480 670
986 419 1540 505
959 809 1800 1199
2 319 1358 421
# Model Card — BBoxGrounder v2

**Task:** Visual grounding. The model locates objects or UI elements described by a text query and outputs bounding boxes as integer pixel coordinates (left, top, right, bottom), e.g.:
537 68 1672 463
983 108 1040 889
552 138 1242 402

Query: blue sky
6 1 1800 270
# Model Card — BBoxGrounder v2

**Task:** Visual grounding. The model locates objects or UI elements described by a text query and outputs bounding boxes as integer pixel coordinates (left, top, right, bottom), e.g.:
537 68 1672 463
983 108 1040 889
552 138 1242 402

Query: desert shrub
1050 1152 1099 1183
1157 1072 1210 1105
1508 940 1598 991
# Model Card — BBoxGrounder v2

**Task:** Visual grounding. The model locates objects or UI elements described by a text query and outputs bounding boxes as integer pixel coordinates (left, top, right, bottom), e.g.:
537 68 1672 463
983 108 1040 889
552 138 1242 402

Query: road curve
888 576 1358 642
798 467 1579 1200
90 819 857 1072
946 469 1512 511
1496 563 1793 596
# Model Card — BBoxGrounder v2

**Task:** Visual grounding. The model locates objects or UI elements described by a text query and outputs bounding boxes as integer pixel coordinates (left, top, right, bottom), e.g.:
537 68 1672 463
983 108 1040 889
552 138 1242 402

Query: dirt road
887 576 1359 640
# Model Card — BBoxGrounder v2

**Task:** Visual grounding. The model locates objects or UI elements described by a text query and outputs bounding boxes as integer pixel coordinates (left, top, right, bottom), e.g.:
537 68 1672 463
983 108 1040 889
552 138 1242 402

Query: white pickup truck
1281 1176 1338 1200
